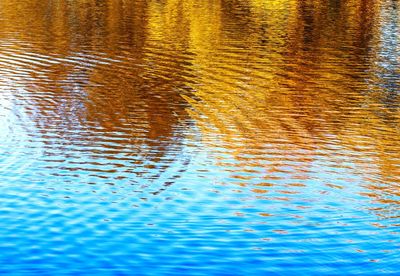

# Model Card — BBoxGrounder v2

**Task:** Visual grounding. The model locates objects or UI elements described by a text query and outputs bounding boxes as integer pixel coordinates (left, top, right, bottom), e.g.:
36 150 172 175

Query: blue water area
0 0 399 274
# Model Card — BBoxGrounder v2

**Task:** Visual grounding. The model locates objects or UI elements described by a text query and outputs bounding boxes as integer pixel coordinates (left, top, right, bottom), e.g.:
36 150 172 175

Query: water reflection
0 0 399 274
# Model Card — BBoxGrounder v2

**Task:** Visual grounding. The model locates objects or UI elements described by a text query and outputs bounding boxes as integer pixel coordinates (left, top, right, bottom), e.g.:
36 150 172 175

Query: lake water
0 0 399 274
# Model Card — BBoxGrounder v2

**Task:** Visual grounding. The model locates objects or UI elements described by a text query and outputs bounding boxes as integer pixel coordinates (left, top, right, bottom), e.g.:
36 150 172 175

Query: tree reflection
0 0 398 208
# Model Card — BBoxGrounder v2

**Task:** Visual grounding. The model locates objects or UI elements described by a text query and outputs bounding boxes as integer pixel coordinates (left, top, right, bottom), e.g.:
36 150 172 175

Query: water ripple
0 0 399 274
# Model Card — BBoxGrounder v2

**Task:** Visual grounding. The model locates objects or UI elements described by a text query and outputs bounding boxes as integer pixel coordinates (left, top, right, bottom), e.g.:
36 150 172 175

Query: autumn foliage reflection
0 0 399 207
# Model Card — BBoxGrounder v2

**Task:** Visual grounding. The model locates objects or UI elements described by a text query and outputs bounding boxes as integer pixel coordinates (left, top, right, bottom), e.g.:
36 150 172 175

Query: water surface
0 0 399 274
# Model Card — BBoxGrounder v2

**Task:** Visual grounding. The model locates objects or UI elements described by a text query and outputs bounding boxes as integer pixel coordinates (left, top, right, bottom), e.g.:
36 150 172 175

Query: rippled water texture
0 0 399 274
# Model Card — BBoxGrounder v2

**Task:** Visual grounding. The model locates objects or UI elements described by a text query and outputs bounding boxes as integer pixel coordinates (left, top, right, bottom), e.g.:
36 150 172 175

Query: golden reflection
0 0 399 210
182 0 400 205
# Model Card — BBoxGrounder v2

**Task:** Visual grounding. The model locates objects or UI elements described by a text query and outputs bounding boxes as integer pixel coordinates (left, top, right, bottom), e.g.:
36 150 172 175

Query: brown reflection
0 0 193 137
0 0 194 188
